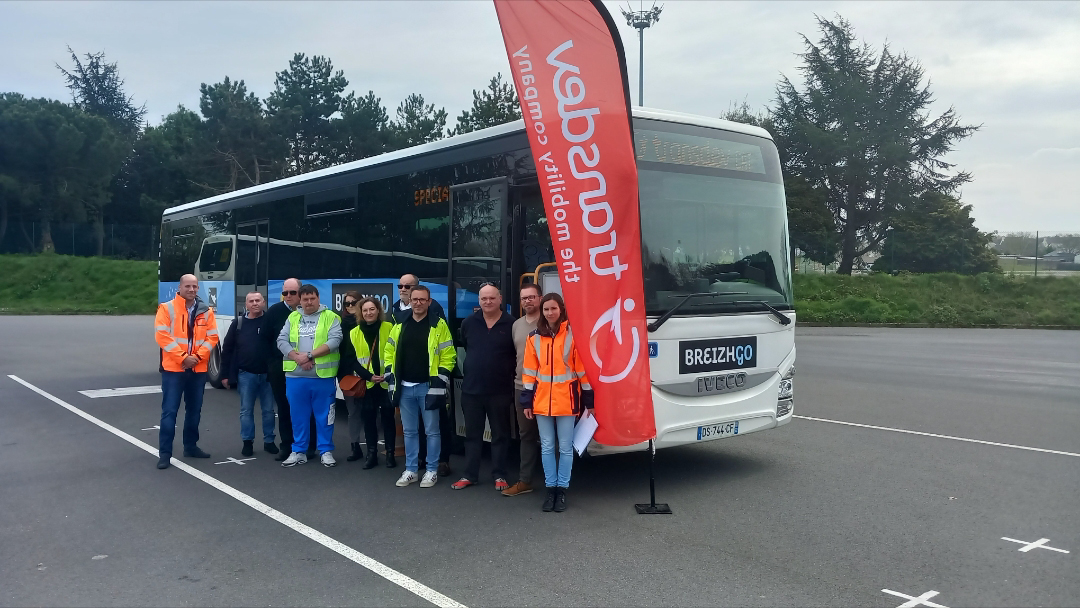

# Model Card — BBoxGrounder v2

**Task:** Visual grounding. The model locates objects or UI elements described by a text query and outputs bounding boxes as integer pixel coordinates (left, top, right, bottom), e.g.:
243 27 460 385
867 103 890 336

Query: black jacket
459 310 516 395
337 312 358 380
263 301 295 372
220 313 271 387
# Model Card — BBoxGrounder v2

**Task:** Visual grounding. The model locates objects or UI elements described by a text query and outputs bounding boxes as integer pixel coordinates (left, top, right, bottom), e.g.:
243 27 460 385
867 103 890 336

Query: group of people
154 273 593 512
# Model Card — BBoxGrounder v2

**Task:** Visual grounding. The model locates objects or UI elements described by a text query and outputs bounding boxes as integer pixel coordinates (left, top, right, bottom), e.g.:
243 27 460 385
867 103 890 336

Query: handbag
339 375 366 398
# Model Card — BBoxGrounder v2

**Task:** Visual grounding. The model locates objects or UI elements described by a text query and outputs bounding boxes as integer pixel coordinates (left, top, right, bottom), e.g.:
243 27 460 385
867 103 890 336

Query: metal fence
0 221 159 260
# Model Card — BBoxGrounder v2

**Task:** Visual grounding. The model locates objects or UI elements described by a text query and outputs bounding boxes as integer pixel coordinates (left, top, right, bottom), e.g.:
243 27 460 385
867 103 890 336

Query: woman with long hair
337 291 364 461
350 296 397 469
520 293 593 512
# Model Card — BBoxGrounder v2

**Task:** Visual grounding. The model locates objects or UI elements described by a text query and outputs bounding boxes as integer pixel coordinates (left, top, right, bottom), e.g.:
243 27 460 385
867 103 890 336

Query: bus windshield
636 123 792 316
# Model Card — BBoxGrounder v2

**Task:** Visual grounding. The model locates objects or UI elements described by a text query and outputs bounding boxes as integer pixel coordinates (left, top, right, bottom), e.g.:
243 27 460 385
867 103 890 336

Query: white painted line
1002 537 1070 554
882 589 948 608
794 415 1080 458
81 386 161 398
141 425 160 431
8 374 467 608
215 457 256 466
80 383 214 399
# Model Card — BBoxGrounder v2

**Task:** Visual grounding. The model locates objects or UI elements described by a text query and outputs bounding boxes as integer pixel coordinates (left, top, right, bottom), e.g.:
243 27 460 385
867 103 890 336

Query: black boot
362 449 378 469
275 448 290 462
346 442 364 462
263 442 279 455
157 455 170 470
553 488 567 512
385 453 397 468
242 440 254 457
542 487 556 512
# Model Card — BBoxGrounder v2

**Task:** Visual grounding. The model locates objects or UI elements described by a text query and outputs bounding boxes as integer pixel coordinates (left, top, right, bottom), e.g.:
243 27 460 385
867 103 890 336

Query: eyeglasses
410 297 430 304
397 284 416 290
343 300 358 307
520 295 538 301
282 290 298 296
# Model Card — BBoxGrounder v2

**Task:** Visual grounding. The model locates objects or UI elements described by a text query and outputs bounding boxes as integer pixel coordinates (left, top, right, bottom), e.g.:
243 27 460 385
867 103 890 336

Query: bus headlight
777 366 794 418
778 366 794 400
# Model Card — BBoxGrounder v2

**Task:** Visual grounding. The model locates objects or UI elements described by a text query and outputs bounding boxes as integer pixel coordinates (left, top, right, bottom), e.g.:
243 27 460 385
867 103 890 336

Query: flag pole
635 439 672 514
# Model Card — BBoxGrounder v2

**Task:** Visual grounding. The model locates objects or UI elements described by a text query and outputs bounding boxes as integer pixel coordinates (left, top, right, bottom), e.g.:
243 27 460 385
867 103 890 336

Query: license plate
697 420 739 440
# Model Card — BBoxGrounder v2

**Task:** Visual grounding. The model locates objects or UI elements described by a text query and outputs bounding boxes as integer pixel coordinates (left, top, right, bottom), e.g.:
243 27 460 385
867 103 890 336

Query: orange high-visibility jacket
521 323 593 417
155 294 219 373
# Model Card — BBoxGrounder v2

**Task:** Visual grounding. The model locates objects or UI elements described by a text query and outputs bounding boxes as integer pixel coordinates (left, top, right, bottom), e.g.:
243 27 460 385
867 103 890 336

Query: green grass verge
3 255 1079 326
794 272 1080 327
0 254 158 314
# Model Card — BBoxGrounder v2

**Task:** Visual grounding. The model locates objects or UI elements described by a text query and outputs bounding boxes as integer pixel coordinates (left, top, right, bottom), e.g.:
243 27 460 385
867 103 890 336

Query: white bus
159 107 796 454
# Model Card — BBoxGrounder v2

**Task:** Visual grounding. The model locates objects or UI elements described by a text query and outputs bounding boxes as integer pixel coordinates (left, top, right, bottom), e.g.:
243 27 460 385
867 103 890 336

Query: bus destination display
635 129 766 174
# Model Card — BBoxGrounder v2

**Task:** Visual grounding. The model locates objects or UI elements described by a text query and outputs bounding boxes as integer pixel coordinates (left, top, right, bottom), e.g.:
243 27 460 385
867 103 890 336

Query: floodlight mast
620 2 663 106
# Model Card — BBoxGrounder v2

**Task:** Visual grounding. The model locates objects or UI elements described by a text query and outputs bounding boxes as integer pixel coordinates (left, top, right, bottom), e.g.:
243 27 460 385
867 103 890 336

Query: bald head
178 274 198 302
282 278 301 308
478 284 502 316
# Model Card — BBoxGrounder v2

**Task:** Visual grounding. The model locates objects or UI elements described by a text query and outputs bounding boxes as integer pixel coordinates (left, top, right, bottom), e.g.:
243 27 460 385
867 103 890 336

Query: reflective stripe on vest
282 310 340 378
531 333 577 384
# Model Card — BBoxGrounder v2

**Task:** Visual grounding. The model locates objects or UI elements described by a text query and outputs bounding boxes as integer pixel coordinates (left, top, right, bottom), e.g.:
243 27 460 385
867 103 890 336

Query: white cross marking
214 457 255 466
141 425 160 431
882 589 948 608
1002 537 1070 554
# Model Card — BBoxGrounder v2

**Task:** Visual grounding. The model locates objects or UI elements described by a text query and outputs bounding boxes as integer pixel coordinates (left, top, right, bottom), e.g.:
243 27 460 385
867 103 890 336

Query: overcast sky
2 1 1077 233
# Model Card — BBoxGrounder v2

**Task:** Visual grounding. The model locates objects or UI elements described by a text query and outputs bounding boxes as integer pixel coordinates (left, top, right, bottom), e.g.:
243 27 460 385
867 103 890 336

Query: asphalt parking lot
1 317 1077 607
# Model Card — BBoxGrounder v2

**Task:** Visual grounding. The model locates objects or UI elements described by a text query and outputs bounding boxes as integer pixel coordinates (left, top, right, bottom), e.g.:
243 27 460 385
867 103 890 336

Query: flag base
635 439 672 514
635 502 673 515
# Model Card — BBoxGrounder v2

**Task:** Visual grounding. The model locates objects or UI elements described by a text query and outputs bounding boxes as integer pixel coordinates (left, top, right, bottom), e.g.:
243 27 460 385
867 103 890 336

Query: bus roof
162 107 772 218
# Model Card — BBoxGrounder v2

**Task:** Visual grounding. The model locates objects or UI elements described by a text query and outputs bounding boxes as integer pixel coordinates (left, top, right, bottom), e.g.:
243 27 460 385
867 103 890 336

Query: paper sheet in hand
573 413 598 456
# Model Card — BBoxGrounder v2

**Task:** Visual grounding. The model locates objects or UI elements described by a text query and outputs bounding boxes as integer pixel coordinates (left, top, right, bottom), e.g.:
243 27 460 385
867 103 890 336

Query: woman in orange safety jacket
520 292 593 513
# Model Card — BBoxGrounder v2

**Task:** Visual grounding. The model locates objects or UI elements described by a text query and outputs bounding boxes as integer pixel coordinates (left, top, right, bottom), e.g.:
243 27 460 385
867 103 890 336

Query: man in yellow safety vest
275 284 342 468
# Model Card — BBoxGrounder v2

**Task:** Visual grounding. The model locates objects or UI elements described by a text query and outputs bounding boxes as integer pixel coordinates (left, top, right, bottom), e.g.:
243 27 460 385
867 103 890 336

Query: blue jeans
238 371 276 443
536 414 575 488
285 376 337 454
159 370 207 457
398 383 439 473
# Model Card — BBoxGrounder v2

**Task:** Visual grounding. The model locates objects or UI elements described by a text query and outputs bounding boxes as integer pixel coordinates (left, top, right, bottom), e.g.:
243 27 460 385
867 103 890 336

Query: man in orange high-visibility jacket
154 274 219 469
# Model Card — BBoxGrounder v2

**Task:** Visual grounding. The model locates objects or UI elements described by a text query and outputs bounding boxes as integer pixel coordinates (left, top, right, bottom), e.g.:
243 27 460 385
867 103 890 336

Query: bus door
448 178 510 441
235 219 269 314
509 181 556 314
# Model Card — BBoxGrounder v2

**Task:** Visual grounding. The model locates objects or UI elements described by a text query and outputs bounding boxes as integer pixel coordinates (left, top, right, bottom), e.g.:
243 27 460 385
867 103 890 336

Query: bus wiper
726 300 792 325
647 292 746 332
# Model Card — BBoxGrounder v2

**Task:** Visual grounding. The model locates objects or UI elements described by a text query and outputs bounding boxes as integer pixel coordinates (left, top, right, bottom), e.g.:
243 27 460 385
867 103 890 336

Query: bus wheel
207 346 225 389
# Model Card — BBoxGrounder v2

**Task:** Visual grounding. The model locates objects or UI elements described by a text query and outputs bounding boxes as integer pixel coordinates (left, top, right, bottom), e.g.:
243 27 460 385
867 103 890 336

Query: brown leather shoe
437 462 451 477
501 481 533 496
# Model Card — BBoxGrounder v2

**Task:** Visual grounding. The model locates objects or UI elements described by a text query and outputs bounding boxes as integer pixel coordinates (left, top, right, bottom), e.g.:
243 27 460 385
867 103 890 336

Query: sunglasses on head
397 284 415 290
282 290 298 296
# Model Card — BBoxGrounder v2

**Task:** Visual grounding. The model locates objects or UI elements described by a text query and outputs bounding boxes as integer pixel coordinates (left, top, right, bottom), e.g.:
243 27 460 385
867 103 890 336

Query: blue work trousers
285 376 337 454
238 371 276 443
536 414 575 488
159 370 207 457
398 383 439 474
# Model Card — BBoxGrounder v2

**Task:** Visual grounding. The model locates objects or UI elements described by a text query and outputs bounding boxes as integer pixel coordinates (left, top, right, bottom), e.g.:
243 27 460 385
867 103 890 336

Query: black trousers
461 392 514 482
361 387 396 455
269 366 314 450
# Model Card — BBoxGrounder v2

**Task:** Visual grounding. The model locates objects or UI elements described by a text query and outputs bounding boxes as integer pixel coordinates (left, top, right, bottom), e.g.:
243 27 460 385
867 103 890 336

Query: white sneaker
396 470 418 487
321 452 336 467
281 452 307 467
420 471 439 488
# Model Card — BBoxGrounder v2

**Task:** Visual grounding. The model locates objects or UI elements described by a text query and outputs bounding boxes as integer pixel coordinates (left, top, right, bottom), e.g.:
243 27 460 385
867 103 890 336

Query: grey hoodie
277 304 343 378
